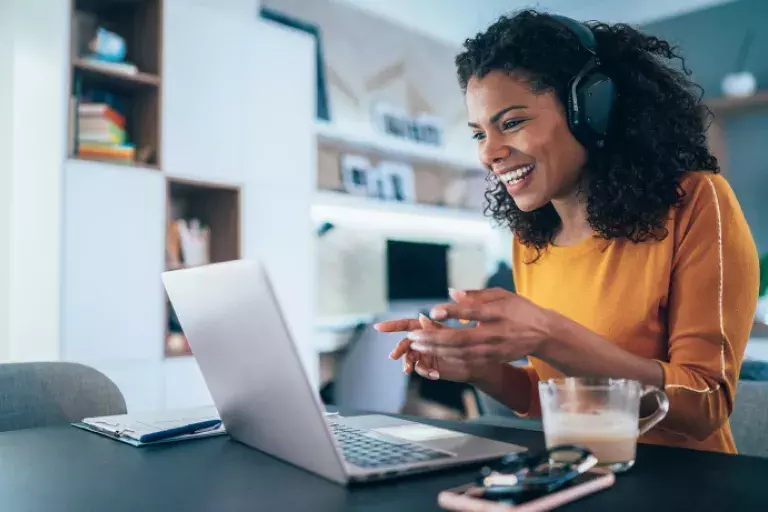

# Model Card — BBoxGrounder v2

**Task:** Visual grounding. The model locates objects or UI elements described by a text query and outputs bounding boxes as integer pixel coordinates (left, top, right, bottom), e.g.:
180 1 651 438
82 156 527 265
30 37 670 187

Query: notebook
72 406 226 447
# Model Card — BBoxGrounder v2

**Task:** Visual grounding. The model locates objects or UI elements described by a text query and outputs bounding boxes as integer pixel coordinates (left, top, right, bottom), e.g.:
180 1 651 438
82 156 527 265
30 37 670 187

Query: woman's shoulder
673 170 753 245
675 170 741 219
678 169 731 198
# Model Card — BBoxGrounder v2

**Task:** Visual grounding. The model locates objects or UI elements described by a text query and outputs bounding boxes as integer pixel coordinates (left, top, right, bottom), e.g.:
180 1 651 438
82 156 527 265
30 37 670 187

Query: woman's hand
404 288 555 364
375 314 495 383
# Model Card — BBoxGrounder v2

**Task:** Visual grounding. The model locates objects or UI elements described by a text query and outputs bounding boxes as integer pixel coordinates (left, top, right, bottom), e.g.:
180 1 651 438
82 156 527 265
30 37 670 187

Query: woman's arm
416 174 758 440
470 363 541 416
535 312 664 388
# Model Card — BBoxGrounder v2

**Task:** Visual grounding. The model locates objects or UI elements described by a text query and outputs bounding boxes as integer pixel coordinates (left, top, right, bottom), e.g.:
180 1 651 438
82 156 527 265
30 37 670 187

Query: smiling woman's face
466 71 587 212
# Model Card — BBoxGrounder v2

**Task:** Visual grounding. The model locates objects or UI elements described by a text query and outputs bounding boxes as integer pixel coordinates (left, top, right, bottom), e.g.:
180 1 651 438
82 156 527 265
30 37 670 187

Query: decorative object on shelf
366 165 387 200
80 24 139 76
722 31 757 99
88 26 127 62
260 7 330 121
340 154 373 196
372 102 443 146
177 219 210 268
166 221 182 270
378 160 415 203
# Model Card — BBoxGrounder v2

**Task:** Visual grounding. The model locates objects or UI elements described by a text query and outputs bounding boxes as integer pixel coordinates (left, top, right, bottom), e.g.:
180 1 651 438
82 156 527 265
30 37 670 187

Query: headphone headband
549 15 598 55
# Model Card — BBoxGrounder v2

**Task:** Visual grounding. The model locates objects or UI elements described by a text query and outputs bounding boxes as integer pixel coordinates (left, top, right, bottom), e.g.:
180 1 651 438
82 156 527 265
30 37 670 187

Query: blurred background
0 0 766 421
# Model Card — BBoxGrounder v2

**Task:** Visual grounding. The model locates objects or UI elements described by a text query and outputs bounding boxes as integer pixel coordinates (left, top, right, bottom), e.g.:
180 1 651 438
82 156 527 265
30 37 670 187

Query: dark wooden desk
1 415 766 511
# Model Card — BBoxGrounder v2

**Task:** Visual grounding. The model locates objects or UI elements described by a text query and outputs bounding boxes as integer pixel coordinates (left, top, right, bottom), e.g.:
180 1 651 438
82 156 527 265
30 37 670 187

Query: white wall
0 0 69 362
0 0 13 361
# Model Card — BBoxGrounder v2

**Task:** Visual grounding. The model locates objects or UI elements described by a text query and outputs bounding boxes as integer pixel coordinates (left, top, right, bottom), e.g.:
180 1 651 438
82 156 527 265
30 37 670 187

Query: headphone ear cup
578 72 615 140
566 84 577 133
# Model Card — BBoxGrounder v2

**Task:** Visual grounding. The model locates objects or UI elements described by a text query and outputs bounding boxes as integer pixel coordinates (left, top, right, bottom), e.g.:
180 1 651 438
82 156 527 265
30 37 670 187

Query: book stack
77 103 135 164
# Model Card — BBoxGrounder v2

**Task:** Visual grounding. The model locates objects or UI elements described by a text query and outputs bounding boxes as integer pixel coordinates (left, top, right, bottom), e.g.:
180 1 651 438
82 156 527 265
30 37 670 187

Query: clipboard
72 406 227 447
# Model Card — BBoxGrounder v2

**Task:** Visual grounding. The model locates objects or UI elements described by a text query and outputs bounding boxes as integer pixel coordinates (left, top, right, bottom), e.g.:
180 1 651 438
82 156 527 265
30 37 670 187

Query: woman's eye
472 132 486 141
502 119 526 130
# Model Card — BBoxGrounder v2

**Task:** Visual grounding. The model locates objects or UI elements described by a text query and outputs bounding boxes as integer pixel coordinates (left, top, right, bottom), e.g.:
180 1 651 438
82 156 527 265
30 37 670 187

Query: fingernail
428 371 440 380
448 288 465 301
430 308 447 321
388 351 395 359
406 332 423 342
411 342 428 352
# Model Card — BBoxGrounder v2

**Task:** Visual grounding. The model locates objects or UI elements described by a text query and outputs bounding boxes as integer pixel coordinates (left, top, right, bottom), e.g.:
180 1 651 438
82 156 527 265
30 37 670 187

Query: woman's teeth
500 164 535 185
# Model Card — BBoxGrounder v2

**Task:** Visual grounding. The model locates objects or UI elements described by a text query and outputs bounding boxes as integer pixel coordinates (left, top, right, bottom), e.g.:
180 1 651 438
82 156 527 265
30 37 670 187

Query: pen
136 419 222 443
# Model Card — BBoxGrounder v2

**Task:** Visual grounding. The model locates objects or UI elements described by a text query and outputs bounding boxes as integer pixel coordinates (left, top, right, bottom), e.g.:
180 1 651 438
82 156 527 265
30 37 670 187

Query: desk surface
1 415 767 512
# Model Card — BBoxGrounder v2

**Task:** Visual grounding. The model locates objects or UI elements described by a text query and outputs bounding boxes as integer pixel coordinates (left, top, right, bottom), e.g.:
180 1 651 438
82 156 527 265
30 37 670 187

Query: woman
375 10 759 454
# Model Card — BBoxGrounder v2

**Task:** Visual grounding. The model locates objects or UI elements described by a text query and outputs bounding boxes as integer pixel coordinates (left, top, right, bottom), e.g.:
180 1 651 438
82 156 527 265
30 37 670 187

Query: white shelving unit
315 120 482 173
312 190 492 240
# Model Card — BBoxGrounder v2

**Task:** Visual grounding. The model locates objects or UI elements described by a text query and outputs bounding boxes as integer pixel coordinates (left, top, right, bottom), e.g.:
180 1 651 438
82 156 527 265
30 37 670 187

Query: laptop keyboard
330 423 451 468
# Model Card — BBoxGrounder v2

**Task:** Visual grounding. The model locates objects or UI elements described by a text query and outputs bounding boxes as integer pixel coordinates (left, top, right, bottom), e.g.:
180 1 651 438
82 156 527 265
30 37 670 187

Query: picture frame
340 154 373 196
371 102 444 147
379 160 416 203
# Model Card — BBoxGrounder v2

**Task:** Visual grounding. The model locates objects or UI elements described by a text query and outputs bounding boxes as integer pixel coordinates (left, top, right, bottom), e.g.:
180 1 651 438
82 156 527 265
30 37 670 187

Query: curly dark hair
455 9 718 253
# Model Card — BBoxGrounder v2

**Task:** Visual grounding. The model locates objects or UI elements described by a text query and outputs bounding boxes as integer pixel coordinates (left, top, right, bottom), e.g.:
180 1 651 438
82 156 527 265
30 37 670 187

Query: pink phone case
437 468 615 512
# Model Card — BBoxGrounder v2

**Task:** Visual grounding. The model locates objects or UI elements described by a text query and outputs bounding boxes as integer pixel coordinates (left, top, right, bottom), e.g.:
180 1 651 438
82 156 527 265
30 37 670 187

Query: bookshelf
165 178 241 357
69 0 163 168
315 120 483 173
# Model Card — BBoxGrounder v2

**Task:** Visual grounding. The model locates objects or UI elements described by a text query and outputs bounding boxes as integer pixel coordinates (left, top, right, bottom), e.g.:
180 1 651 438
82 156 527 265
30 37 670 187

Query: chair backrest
333 322 410 414
0 362 126 433
474 387 543 431
731 380 768 458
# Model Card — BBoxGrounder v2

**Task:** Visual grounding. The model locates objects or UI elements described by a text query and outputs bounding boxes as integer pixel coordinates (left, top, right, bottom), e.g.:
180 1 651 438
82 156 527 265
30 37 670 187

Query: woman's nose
479 133 511 167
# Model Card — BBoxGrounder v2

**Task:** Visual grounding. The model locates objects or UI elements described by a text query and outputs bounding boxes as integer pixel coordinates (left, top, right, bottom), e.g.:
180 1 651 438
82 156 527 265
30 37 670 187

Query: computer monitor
386 240 449 302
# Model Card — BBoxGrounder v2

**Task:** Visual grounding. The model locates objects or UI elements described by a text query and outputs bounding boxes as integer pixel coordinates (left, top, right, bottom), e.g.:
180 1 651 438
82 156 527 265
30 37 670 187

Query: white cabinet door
242 21 319 386
162 0 251 184
62 159 165 363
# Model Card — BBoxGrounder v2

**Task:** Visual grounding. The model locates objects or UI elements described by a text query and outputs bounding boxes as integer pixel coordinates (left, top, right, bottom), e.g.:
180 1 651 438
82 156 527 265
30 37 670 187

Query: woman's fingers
389 337 412 360
407 326 500 347
450 287 512 304
429 303 501 322
415 360 440 380
374 318 421 333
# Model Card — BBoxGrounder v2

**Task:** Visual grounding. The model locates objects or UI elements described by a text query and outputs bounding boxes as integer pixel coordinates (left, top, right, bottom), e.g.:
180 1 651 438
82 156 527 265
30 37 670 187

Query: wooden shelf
313 189 486 223
69 155 160 171
312 190 492 241
706 90 768 115
70 0 163 167
315 120 483 173
164 179 241 357
74 58 160 90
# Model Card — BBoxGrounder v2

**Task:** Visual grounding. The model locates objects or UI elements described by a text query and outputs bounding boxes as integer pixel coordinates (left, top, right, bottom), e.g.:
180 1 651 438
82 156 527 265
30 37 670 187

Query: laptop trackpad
373 424 466 443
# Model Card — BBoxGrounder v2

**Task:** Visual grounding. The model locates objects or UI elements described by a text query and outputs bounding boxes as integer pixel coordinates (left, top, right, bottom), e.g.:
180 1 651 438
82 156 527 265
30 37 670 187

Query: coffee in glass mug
539 378 669 472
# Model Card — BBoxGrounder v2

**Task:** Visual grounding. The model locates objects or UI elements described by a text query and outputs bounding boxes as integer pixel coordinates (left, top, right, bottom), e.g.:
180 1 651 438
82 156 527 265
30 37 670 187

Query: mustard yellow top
512 171 760 454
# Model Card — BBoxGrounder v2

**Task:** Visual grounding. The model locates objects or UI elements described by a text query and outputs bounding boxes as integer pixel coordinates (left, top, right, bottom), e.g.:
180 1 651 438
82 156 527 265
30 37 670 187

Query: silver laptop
162 259 525 485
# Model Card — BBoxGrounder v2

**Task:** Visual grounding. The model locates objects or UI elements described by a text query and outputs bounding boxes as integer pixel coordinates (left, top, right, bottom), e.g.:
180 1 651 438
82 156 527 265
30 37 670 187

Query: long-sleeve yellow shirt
512 171 759 454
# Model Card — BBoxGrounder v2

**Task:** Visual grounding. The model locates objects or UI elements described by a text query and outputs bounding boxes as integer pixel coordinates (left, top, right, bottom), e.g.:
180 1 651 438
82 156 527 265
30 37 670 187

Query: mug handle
638 387 670 436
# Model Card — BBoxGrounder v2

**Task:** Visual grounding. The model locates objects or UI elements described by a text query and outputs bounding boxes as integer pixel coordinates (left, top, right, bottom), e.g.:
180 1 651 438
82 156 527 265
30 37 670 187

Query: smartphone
437 468 615 512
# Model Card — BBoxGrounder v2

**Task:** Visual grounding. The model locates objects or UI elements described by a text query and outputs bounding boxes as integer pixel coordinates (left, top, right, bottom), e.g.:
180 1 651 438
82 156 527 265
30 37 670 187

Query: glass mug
539 378 669 473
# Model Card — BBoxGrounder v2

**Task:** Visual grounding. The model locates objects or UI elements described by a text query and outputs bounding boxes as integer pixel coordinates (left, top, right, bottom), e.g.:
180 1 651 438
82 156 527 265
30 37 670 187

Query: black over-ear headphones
549 15 616 149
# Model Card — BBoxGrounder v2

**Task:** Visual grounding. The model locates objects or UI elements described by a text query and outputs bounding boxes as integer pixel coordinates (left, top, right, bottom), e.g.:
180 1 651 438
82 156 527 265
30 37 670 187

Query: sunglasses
475 445 598 502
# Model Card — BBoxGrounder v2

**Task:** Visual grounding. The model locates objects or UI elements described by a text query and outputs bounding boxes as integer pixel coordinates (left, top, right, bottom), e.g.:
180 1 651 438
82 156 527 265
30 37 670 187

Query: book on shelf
77 102 133 163
77 142 135 163
78 103 125 127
